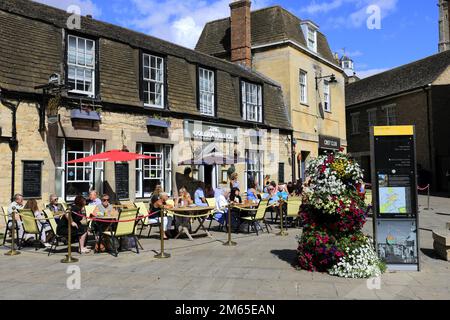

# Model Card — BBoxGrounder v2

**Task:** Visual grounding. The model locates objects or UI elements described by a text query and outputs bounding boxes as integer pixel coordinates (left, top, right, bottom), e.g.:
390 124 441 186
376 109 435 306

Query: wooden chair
101 209 140 257
18 209 42 250
43 209 65 256
2 206 20 247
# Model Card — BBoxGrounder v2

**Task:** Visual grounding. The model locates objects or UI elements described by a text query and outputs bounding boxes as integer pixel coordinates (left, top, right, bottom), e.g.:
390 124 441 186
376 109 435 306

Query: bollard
223 204 237 246
155 208 170 258
4 207 21 256
61 208 78 263
276 200 288 236
427 184 430 210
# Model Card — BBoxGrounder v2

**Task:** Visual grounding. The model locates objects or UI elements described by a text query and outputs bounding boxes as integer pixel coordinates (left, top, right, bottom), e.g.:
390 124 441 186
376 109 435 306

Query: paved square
0 195 449 300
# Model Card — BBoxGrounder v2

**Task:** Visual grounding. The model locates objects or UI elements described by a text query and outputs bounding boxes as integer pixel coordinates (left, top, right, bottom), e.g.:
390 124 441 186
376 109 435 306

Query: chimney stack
229 0 252 68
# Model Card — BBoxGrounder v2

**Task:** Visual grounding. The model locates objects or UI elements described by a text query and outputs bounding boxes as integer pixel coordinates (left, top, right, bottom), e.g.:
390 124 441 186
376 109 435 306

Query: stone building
346 51 450 191
196 1 347 182
439 0 450 52
0 0 293 206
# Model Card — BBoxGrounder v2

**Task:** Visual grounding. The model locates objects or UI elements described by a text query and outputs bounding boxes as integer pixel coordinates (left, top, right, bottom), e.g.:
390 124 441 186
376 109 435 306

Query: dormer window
301 21 319 52
301 21 319 53
307 27 316 51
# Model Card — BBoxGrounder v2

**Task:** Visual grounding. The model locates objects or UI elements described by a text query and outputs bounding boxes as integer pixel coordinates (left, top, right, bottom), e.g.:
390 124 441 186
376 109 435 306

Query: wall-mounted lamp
315 74 338 90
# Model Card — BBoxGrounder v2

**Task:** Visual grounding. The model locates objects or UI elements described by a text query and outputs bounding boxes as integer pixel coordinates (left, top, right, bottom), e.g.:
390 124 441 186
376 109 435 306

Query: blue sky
35 0 439 78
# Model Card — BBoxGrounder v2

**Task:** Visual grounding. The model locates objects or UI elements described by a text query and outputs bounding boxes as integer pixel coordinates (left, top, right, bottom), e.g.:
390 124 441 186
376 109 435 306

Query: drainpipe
0 89 21 201
423 84 434 191
291 132 296 183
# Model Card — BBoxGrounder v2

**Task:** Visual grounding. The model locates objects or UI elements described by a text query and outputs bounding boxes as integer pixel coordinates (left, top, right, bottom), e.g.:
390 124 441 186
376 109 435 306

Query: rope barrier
417 184 430 191
71 210 159 223
166 210 212 219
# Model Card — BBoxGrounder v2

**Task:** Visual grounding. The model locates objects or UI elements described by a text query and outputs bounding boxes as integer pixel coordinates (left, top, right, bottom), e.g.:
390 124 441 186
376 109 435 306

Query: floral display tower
297 150 385 278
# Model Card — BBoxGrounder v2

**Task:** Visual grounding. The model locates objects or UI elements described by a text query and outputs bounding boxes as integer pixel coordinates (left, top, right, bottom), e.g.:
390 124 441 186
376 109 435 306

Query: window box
146 117 171 128
70 109 101 121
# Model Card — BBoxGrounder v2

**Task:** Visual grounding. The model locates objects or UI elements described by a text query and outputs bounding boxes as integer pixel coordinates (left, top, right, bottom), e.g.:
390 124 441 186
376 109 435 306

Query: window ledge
300 102 309 107
70 109 101 121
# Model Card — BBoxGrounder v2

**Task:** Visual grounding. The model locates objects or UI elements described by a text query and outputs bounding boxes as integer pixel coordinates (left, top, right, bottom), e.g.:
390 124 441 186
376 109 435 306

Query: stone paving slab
0 195 449 300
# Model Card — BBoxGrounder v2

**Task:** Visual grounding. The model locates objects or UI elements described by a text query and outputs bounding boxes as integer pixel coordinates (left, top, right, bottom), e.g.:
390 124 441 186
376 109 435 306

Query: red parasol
66 149 159 164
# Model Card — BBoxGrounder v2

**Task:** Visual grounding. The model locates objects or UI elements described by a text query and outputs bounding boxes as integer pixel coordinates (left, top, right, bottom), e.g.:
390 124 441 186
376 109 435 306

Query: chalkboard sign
115 163 129 200
22 161 43 198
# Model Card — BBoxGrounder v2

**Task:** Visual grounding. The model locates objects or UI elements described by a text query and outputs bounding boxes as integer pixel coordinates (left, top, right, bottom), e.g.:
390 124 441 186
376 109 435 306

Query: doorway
199 165 217 190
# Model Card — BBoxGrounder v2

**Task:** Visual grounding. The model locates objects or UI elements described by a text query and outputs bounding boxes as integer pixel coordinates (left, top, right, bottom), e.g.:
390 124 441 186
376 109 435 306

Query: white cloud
357 68 389 78
120 0 271 49
33 0 102 17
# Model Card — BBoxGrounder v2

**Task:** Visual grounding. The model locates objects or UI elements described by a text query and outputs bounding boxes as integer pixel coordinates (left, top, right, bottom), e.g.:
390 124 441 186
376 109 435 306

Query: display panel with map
379 186 411 215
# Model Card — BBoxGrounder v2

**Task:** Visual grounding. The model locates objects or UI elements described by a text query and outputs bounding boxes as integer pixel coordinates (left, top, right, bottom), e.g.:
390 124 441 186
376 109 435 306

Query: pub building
0 0 293 206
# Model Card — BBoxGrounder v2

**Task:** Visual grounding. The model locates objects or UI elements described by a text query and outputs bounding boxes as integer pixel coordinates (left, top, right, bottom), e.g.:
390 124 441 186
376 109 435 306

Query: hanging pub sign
115 163 129 200
370 125 420 271
22 161 43 198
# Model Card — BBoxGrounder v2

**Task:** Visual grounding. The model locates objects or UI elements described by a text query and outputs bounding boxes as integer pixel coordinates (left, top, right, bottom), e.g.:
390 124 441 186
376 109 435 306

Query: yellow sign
373 126 414 136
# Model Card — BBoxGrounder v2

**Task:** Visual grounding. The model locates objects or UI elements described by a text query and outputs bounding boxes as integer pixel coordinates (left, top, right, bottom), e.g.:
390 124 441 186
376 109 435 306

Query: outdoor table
169 206 214 241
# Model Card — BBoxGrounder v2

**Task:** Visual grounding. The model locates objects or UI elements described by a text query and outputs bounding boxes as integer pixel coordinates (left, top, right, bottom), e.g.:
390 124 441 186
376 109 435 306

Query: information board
115 163 129 200
22 161 43 198
370 126 420 271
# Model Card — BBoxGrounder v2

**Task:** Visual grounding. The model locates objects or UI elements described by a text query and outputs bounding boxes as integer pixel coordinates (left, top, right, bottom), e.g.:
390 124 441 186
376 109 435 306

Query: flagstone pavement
0 195 449 300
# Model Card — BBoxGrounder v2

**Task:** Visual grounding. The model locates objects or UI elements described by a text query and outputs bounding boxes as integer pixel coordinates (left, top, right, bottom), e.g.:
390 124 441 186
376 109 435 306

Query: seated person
87 190 101 206
229 187 243 204
57 195 90 254
176 187 193 207
24 198 52 248
7 193 26 241
228 188 243 230
93 194 115 217
212 187 229 225
149 192 174 240
246 181 258 203
194 182 208 207
46 194 65 216
204 184 215 198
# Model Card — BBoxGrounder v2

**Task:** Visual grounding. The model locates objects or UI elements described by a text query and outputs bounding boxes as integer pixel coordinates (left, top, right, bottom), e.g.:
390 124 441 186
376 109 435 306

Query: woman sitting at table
24 199 52 248
57 195 90 254
228 188 243 231
176 187 193 207
91 194 117 238
149 192 173 240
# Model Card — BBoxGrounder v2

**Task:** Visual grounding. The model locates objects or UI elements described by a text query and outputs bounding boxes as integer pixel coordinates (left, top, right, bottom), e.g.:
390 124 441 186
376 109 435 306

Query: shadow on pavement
271 249 298 268
420 248 442 260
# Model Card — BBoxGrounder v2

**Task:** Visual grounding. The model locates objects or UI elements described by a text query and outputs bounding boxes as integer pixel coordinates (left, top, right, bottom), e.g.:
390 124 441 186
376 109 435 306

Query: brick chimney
229 0 252 68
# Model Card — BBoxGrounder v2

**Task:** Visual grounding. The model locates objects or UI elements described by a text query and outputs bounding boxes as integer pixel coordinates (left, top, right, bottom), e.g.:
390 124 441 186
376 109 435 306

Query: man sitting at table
194 182 208 207
46 194 64 222
88 190 101 206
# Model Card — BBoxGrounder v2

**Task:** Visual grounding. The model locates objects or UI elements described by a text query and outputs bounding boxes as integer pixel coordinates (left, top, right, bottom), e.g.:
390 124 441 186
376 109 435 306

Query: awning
147 117 171 128
70 109 101 121
66 149 159 164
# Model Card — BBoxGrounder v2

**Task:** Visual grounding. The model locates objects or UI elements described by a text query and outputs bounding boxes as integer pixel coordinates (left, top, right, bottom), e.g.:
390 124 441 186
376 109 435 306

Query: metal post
276 200 288 236
223 204 236 246
4 207 20 256
427 184 430 210
155 208 170 258
61 209 78 263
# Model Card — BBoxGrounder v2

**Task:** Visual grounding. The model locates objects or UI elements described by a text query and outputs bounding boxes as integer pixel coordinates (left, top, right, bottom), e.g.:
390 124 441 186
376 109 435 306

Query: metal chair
18 209 42 250
43 209 65 256
101 209 140 257
238 203 271 236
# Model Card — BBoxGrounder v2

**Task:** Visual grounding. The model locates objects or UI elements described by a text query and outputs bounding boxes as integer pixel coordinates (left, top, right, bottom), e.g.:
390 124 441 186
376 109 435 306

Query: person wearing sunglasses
93 194 115 217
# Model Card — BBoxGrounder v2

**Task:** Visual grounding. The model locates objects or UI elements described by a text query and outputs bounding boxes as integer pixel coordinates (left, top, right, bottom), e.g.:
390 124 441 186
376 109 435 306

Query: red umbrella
66 149 159 164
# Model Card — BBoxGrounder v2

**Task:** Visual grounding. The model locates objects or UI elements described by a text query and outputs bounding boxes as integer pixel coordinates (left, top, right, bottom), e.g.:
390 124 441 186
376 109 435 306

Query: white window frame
143 54 165 109
307 27 317 52
135 144 172 198
367 108 377 132
67 35 96 97
199 68 215 116
245 149 264 191
382 104 397 126
299 70 308 104
350 112 360 135
323 80 331 112
242 81 263 123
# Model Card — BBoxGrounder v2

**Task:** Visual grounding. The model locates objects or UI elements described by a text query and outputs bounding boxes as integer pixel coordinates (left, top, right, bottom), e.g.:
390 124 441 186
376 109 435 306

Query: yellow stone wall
0 99 291 214
253 45 347 160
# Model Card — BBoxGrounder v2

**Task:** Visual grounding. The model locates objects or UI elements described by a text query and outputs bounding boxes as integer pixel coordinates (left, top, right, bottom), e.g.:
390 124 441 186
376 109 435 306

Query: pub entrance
198 164 217 190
